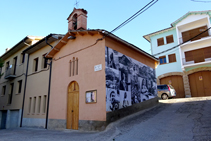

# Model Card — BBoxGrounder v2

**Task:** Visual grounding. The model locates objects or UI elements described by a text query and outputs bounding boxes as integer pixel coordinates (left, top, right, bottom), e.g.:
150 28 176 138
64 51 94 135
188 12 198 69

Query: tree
0 58 4 78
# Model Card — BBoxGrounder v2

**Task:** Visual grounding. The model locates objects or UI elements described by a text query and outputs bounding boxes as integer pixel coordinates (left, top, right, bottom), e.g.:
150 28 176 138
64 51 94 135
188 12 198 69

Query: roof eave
1 36 30 60
46 29 158 62
23 34 64 54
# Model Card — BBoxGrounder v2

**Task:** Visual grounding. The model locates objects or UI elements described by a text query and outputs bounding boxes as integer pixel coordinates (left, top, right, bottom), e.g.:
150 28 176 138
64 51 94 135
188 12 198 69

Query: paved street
1 97 211 141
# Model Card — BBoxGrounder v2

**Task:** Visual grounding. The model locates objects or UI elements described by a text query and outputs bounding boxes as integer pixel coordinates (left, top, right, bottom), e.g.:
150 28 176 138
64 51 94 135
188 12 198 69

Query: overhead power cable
191 0 211 2
153 26 211 56
110 0 158 33
54 0 158 61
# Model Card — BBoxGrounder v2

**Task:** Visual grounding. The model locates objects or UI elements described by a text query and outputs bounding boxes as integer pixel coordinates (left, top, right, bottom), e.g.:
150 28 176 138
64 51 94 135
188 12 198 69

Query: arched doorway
67 81 79 130
160 75 185 98
188 71 211 97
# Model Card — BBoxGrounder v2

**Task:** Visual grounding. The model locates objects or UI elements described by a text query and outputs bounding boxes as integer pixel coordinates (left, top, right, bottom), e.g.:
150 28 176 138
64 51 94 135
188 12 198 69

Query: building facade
0 36 42 129
21 34 63 128
1 8 158 130
45 8 158 131
144 10 211 98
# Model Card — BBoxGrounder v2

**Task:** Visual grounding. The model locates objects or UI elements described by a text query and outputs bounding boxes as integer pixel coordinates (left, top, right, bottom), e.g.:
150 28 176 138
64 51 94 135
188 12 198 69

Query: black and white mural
105 46 157 112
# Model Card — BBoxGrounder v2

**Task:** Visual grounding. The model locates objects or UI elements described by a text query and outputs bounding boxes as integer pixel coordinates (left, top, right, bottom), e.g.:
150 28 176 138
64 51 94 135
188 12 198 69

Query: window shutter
157 38 164 46
166 35 174 44
168 54 176 63
204 46 211 59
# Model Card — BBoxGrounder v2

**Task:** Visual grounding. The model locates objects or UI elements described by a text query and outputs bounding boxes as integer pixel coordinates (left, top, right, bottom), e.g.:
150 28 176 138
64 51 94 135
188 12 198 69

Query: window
13 56 17 75
8 83 14 104
2 85 6 96
34 58 39 72
204 46 211 59
43 54 49 69
72 14 77 30
168 54 176 63
33 97 36 113
29 97 32 113
17 80 22 93
182 25 209 43
184 47 211 63
159 56 167 65
38 96 41 113
21 53 25 63
166 35 174 44
43 95 47 113
5 61 9 71
157 37 164 46
43 58 48 69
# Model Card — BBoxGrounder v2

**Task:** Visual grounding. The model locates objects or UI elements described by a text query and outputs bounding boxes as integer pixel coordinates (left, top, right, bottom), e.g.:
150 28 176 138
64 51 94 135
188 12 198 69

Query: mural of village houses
105 46 157 112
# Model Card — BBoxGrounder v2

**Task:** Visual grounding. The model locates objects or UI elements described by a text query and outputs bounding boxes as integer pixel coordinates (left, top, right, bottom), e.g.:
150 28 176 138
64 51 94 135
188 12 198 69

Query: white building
144 10 211 98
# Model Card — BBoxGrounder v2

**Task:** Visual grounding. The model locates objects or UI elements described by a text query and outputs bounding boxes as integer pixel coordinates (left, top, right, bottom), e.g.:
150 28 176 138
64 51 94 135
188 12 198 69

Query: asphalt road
0 97 211 141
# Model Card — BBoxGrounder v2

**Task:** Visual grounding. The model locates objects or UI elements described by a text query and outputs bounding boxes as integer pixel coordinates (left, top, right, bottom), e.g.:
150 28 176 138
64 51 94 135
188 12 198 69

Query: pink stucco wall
48 34 107 121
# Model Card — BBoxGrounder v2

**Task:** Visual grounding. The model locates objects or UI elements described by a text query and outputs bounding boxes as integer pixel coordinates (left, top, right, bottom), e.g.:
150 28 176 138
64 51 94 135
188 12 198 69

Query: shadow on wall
106 97 159 124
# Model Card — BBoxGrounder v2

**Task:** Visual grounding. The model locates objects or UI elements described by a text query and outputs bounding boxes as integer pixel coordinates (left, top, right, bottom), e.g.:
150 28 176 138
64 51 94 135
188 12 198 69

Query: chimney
67 8 88 31
5 48 10 52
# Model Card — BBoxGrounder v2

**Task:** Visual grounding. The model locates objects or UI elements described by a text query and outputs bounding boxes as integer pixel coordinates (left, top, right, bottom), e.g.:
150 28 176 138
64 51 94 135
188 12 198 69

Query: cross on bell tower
75 0 79 8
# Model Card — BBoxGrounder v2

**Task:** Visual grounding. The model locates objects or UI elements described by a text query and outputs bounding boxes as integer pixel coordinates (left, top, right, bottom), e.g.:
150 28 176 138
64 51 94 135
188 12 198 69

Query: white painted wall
149 14 211 77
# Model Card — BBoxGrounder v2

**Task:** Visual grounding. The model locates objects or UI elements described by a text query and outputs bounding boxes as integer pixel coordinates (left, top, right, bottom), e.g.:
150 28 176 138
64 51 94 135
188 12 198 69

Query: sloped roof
46 29 158 61
23 34 64 54
143 10 211 42
171 10 211 27
1 36 43 60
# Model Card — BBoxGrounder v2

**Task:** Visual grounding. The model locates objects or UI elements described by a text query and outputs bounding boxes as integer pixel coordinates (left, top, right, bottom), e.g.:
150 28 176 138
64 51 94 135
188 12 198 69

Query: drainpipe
45 36 53 129
20 53 30 127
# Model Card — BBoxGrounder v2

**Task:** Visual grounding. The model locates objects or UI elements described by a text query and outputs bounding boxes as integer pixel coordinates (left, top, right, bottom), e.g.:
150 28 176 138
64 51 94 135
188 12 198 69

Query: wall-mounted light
67 36 76 40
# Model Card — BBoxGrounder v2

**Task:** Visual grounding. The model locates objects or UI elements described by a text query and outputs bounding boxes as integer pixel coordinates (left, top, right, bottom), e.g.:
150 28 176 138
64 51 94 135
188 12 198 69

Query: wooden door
67 81 79 130
189 71 211 97
160 75 185 98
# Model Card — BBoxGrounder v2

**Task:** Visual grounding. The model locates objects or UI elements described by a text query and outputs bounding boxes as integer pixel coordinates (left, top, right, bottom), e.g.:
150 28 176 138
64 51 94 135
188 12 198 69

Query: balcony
182 46 211 67
182 58 211 66
5 64 16 79
179 26 210 44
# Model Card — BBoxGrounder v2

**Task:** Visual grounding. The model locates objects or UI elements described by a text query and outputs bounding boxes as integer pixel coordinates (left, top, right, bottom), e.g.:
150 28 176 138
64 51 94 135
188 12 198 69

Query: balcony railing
5 64 16 79
179 30 210 44
182 57 211 66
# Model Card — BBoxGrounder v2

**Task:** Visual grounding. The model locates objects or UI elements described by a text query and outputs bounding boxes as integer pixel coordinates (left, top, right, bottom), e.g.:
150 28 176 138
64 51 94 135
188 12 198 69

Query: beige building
21 34 63 128
0 36 42 129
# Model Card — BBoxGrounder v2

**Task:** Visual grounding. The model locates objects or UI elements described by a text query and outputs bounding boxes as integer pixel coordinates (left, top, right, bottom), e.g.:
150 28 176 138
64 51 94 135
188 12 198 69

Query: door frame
66 81 79 130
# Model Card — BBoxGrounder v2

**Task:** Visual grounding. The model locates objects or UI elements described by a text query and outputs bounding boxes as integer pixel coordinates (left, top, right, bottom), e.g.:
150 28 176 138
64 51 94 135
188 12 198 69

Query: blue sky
0 0 211 56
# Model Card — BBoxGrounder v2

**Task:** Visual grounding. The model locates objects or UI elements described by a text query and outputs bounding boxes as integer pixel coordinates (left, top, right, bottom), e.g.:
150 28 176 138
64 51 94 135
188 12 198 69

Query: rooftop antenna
75 0 79 8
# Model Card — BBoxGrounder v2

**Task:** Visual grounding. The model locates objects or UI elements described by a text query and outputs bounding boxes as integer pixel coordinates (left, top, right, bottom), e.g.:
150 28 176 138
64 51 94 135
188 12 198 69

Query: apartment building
21 34 63 128
0 36 42 129
144 10 211 98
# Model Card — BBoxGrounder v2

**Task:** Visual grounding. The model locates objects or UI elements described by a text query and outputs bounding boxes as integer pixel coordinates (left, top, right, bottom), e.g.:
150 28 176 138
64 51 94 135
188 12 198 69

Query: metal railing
5 64 16 79
182 57 211 66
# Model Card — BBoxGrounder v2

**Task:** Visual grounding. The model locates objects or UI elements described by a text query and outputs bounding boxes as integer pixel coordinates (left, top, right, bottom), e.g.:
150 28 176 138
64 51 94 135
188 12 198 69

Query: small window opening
73 14 77 30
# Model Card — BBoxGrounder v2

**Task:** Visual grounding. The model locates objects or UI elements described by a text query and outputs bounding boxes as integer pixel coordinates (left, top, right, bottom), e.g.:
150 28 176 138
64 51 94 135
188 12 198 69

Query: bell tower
67 8 88 31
